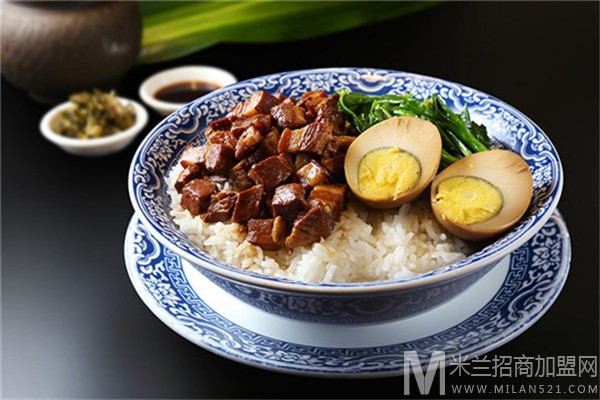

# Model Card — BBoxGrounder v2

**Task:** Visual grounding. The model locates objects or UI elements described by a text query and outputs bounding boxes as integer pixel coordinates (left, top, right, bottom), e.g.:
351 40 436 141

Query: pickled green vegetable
54 90 135 139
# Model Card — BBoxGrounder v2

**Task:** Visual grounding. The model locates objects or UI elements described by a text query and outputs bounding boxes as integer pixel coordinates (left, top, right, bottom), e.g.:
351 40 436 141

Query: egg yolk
434 176 503 225
358 147 421 200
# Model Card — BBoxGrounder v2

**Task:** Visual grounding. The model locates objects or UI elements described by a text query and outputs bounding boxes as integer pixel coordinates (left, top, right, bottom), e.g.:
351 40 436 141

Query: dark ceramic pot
2 1 141 102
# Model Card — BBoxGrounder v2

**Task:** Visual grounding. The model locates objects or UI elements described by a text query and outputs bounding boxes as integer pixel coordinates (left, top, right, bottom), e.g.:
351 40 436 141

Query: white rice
167 165 471 283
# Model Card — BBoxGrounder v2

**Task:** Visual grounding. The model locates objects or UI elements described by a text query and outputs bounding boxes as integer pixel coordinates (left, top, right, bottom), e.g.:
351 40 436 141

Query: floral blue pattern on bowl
128 68 563 323
198 265 497 323
124 211 570 375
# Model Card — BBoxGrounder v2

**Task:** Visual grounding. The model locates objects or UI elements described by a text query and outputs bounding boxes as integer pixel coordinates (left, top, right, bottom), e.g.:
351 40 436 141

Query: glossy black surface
2 2 598 398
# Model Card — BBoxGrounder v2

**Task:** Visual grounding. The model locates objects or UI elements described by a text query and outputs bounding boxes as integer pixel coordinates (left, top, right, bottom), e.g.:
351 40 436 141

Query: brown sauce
154 81 221 103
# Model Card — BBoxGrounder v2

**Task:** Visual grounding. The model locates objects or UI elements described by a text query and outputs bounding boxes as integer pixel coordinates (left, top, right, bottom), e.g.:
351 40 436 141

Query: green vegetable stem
337 90 492 168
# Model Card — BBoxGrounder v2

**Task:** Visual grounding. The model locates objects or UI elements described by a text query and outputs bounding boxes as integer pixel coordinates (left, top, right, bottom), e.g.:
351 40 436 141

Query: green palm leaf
139 1 436 63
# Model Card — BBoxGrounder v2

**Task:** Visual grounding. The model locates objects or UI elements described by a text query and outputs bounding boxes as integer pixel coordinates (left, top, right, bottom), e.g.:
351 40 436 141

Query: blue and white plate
124 211 571 377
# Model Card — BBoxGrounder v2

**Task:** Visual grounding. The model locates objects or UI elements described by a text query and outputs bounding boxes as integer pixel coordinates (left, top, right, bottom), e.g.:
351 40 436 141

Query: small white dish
40 97 148 156
139 65 237 116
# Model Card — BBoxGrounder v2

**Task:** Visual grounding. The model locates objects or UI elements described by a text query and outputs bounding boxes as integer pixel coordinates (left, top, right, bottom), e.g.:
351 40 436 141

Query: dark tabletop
2 2 598 399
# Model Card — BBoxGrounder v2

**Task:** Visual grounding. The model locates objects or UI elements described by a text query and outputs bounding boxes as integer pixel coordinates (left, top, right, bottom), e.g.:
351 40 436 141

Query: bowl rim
128 67 564 295
138 65 237 114
40 96 148 148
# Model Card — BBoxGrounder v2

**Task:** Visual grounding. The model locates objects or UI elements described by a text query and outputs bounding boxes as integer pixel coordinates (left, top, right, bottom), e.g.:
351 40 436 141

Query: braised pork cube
283 184 346 250
232 185 265 224
278 122 334 155
242 91 281 117
294 153 314 169
180 144 207 168
235 126 263 159
307 184 347 220
247 154 295 192
275 92 288 102
203 191 238 223
206 174 228 185
250 114 273 134
321 153 346 180
315 93 344 132
226 101 245 119
230 117 252 138
181 179 217 216
298 90 328 111
230 114 272 137
284 204 336 249
204 143 235 174
295 160 331 190
174 164 203 193
210 117 233 132
271 183 306 224
228 160 254 192
261 192 274 218
207 130 237 151
244 143 271 166
333 135 356 150
262 128 281 154
271 99 308 129
247 216 286 251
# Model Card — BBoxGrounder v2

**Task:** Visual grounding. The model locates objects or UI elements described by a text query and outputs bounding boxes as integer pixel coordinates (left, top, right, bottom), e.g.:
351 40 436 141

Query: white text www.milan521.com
451 384 599 395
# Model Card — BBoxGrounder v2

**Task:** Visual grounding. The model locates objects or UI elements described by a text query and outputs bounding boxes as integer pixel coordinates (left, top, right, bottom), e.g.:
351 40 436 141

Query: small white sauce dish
40 97 148 156
139 65 237 116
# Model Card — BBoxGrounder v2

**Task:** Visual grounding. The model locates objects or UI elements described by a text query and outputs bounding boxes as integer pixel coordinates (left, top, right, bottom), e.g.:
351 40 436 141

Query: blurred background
2 1 598 399
2 1 434 101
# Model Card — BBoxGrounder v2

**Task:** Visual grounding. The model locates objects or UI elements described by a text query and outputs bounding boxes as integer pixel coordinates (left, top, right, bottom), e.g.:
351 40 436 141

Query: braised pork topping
176 90 353 250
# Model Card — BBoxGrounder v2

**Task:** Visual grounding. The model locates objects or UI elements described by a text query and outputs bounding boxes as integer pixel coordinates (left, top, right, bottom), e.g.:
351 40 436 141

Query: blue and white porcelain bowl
128 68 563 324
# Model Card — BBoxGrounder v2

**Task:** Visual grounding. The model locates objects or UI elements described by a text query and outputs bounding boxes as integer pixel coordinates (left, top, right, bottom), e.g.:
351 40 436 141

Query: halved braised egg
430 149 533 241
344 116 442 208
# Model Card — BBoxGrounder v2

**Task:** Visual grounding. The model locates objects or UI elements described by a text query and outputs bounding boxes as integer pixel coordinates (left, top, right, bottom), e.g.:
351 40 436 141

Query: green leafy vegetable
138 1 437 63
338 90 492 168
